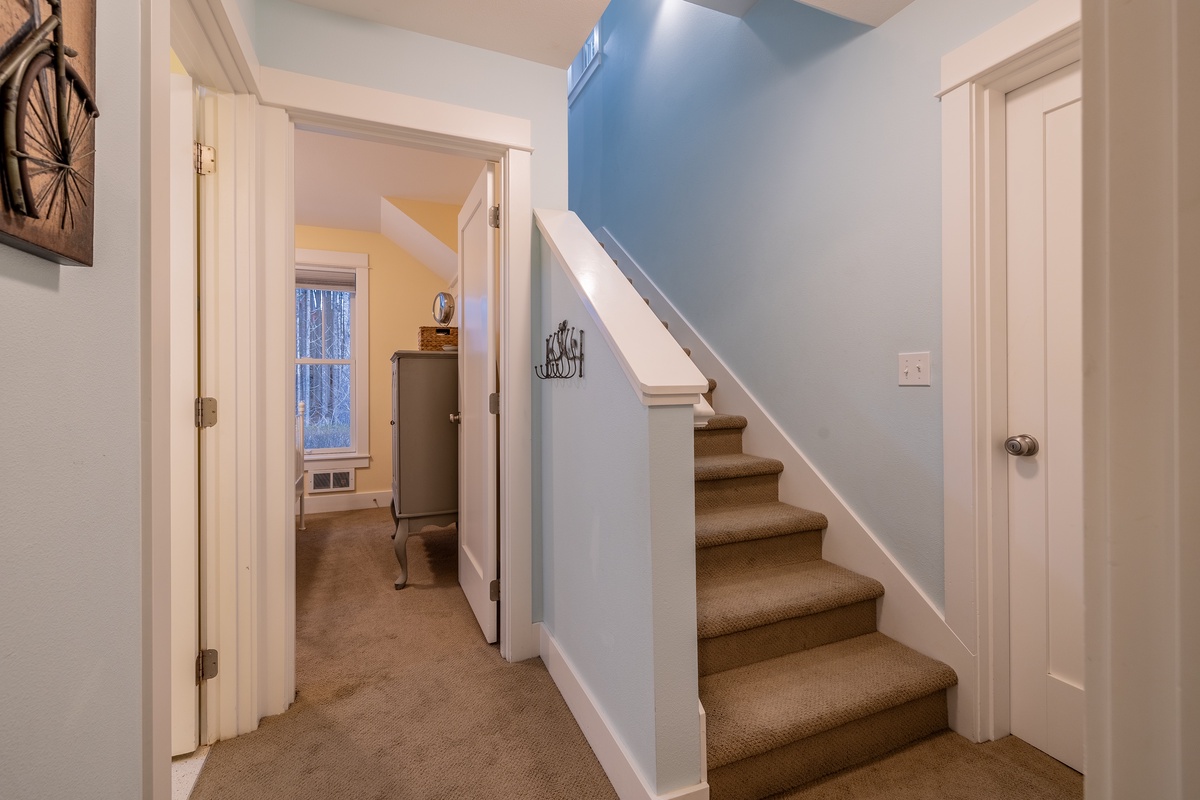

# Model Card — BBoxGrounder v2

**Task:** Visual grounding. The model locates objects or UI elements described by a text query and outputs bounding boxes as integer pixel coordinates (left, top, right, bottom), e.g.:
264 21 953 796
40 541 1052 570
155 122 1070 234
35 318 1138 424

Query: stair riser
696 474 778 511
698 601 878 677
694 428 744 458
707 691 949 800
697 530 823 577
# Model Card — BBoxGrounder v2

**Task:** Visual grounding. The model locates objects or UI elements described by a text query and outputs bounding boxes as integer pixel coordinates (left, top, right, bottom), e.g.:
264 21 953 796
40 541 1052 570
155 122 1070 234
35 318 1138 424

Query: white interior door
169 72 200 756
1005 61 1084 772
457 164 499 642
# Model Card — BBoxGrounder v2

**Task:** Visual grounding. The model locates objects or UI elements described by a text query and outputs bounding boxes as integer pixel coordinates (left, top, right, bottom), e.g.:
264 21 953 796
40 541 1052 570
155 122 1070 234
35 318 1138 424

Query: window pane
296 288 351 360
297 363 352 450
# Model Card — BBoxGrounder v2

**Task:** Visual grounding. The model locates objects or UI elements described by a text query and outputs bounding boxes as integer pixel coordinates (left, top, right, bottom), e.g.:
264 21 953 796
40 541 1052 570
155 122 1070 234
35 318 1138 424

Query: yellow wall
169 49 189 76
385 198 460 251
296 226 451 496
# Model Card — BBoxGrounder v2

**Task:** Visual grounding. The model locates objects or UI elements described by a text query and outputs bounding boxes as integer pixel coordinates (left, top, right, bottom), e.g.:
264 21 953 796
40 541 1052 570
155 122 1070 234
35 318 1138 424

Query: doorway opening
162 74 536 787
290 127 502 651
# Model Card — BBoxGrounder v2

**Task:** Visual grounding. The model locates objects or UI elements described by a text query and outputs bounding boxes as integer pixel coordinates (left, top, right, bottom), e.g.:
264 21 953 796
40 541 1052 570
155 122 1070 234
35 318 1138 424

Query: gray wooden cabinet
390 350 458 588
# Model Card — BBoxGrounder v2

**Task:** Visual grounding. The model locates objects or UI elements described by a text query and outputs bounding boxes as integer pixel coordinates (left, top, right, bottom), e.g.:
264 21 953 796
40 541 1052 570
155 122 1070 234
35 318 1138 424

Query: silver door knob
1004 434 1039 457
449 412 461 424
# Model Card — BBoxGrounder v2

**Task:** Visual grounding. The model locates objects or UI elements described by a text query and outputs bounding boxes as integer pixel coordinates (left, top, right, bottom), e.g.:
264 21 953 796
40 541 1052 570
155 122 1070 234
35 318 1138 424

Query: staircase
693 410 957 799
601 242 958 798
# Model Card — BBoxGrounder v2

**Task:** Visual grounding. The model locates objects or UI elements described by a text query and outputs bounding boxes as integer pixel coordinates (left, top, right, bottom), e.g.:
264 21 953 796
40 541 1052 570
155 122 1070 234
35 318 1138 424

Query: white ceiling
289 0 611 68
293 129 483 233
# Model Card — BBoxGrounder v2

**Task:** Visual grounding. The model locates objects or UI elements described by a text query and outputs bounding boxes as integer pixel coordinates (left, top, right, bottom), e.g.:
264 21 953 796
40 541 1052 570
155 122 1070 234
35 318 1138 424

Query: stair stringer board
597 227 979 740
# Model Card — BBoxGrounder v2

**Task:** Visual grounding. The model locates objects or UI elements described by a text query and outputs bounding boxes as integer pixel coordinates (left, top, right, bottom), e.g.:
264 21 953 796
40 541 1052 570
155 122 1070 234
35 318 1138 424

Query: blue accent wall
569 0 1036 609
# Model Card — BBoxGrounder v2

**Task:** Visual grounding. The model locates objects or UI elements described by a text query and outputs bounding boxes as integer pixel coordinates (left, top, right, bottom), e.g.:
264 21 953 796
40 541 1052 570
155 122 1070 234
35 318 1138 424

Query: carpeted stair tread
701 414 748 431
701 632 958 771
696 502 827 549
697 559 882 640
696 453 784 482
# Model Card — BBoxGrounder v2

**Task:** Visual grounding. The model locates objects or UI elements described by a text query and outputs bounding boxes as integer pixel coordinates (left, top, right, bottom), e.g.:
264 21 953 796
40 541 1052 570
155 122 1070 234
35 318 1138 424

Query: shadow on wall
744 0 871 67
0 246 61 290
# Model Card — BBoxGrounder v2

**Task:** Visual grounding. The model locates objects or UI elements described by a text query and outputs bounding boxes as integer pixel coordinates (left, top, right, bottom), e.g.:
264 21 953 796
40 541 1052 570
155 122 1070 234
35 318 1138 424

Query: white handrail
535 209 707 407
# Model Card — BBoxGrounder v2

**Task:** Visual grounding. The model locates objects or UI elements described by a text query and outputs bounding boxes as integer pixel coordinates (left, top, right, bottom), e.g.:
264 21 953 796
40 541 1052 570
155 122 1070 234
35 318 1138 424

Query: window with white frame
567 23 601 107
295 250 369 464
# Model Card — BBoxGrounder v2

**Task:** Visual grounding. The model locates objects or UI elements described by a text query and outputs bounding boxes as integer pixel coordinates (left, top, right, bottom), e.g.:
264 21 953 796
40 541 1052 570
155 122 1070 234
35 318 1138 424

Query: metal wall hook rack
535 319 584 380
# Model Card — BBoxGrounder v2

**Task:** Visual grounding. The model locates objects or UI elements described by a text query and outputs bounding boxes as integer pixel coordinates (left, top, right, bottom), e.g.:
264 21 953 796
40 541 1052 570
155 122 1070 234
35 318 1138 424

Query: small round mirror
432 292 455 325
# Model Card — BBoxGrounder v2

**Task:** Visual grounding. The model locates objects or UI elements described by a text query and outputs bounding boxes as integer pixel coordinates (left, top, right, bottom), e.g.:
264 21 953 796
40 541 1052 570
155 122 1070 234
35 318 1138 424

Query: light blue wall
569 0 1037 609
0 1 146 796
252 0 569 209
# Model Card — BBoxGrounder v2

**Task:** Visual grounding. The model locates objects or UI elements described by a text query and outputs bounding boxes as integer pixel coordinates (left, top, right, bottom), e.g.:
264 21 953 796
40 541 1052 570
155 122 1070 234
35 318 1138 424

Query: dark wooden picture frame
0 0 98 266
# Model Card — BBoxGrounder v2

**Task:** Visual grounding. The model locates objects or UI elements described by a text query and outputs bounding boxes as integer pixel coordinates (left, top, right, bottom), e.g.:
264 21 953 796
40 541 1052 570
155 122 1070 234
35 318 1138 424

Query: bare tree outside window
296 287 353 451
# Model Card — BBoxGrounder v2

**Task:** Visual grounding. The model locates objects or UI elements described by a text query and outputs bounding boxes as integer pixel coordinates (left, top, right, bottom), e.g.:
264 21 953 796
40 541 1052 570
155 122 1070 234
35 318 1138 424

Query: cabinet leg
393 518 411 589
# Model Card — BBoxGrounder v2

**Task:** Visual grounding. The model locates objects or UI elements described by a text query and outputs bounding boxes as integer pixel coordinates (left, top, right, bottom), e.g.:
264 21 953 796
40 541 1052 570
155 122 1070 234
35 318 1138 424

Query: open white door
1005 61 1085 772
169 71 200 755
457 164 499 642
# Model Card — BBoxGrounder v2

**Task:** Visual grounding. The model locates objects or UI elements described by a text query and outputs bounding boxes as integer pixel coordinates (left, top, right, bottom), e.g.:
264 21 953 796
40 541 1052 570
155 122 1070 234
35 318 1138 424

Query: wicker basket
418 326 458 351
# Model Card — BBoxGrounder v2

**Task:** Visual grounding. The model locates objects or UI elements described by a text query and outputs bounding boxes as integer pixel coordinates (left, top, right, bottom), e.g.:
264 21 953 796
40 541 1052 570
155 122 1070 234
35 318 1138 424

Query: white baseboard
538 624 710 800
596 228 978 738
299 489 392 515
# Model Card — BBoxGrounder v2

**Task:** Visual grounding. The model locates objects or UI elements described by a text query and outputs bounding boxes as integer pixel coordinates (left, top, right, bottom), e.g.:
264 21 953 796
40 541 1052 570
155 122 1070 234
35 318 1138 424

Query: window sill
303 453 370 470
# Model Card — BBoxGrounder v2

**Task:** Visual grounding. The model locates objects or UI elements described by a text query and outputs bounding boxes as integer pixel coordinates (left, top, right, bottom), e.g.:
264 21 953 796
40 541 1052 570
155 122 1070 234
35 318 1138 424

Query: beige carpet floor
190 508 618 800
772 729 1082 799
190 507 1083 800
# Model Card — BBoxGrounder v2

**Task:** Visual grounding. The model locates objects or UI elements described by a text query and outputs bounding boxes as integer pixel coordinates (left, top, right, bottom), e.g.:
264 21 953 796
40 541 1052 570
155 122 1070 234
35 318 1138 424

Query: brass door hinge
194 143 215 175
196 649 219 683
196 397 218 428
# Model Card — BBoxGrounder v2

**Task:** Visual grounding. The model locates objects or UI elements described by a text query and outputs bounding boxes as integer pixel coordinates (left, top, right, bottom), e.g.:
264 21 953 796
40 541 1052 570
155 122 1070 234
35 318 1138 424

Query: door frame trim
255 68 537 663
167 70 200 756
164 0 539 765
939 0 1080 742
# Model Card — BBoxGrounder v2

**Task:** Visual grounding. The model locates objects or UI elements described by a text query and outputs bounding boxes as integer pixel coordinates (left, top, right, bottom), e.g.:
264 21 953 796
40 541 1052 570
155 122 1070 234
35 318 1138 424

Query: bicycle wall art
0 0 98 266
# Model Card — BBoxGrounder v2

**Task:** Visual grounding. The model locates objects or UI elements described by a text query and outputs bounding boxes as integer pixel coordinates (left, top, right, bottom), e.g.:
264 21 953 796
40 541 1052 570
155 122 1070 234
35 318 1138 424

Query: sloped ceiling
288 0 611 68
380 198 458 283
293 129 482 233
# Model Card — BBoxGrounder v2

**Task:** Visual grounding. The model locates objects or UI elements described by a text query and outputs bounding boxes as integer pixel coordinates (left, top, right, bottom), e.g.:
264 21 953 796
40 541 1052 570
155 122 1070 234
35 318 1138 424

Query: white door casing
169 71 200 757
939 0 1081 743
458 163 500 643
1004 62 1084 771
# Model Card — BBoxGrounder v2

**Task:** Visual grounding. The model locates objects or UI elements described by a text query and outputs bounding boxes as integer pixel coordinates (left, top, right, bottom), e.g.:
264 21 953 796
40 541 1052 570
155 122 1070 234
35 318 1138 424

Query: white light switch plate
899 352 931 386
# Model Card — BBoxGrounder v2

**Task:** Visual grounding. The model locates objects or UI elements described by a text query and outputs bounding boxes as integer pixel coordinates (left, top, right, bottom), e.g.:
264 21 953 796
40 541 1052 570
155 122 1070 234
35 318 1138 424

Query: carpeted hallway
190 507 1082 799
190 508 619 799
